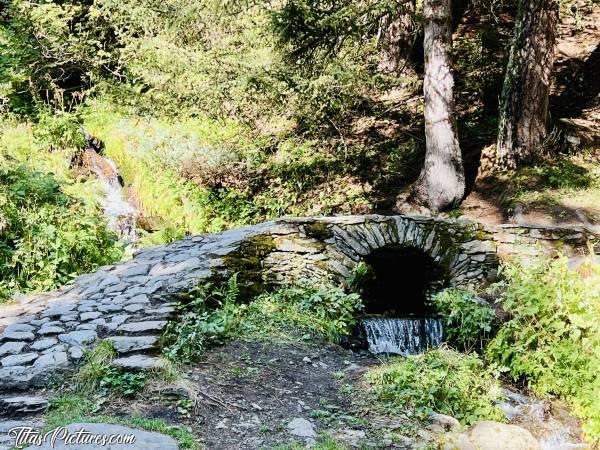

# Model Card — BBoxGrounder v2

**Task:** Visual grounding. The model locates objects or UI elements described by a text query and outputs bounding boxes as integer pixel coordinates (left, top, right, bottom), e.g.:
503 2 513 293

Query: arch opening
359 246 447 317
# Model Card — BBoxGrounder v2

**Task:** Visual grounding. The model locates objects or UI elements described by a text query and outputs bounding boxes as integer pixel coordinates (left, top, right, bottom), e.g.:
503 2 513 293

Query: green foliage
0 166 123 301
0 0 119 113
433 289 498 352
34 111 87 150
273 436 351 450
237 281 363 342
76 340 147 398
272 0 382 69
83 107 277 241
163 276 240 362
163 277 363 355
486 257 600 440
99 370 147 398
533 159 594 189
346 261 373 294
366 347 504 425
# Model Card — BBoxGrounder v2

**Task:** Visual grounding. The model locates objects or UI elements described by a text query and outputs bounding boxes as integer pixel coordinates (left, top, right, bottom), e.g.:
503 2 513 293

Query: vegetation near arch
0 0 599 447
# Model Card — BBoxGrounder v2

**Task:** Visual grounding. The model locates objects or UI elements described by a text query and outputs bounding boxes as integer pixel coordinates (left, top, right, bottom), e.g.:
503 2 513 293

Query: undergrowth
163 277 364 362
235 281 364 343
0 165 122 302
162 276 240 362
75 340 176 398
365 347 504 426
486 256 600 441
433 289 498 352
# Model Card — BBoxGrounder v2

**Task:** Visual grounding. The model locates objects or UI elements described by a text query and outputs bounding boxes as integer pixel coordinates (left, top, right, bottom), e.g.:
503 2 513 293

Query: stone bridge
0 215 597 391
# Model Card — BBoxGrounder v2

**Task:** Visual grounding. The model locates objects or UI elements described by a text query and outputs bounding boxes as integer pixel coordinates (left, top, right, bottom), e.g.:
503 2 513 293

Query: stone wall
0 215 597 390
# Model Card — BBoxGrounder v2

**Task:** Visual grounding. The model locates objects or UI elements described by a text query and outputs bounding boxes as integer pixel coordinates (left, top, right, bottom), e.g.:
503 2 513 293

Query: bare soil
103 340 414 449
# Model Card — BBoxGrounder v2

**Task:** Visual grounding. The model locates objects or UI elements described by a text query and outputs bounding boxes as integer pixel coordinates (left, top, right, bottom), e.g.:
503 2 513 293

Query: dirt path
185 341 379 449
101 340 412 449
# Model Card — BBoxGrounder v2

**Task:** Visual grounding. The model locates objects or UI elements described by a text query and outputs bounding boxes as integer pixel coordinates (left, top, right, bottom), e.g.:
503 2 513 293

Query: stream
500 389 588 450
87 150 138 243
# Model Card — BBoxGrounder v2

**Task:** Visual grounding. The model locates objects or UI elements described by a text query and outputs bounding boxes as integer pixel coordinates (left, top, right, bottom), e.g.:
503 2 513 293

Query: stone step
111 355 167 371
0 395 48 418
116 321 168 335
106 336 159 354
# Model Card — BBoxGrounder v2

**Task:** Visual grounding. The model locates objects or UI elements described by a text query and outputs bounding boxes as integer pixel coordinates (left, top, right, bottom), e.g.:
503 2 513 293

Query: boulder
442 421 540 450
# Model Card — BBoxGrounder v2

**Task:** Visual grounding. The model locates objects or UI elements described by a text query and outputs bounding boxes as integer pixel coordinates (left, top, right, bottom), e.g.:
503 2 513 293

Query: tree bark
412 0 464 213
377 0 416 76
495 0 559 169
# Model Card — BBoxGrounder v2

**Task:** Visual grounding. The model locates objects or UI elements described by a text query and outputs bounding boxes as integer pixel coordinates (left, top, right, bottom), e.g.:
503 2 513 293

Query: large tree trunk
495 0 559 169
412 0 464 213
377 0 416 76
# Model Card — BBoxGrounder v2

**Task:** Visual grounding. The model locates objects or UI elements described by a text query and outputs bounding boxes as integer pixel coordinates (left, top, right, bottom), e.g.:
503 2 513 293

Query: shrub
433 288 498 352
486 257 600 440
237 281 363 342
366 347 504 425
33 111 87 151
162 276 240 362
0 166 123 301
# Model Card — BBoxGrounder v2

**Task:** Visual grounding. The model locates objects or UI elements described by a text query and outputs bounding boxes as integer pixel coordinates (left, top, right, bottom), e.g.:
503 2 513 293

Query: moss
304 222 334 241
222 234 276 299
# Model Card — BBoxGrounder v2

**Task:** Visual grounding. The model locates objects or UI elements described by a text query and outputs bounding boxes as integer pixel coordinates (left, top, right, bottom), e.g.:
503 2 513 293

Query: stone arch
324 216 492 287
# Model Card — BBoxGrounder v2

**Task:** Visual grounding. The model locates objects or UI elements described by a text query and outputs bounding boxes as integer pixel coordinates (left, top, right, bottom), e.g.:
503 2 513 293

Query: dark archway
360 246 447 317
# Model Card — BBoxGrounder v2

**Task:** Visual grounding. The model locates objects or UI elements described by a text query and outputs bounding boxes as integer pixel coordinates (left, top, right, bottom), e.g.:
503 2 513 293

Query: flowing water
361 317 443 355
500 389 588 450
88 153 138 243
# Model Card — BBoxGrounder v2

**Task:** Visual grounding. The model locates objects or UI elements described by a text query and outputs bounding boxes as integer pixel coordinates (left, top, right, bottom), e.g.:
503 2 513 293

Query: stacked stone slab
0 215 596 390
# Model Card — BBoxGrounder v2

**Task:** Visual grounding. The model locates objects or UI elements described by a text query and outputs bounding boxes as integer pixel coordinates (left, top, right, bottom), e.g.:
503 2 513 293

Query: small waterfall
361 318 443 355
86 150 138 242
